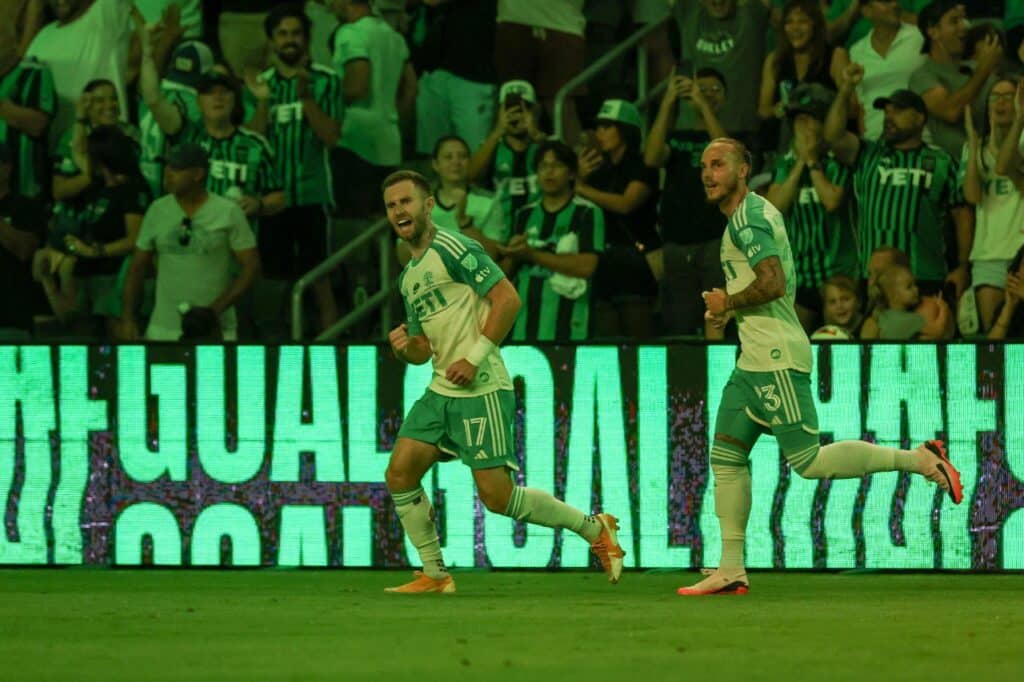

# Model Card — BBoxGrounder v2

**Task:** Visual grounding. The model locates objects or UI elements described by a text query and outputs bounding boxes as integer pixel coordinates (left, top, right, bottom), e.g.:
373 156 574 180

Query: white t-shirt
26 0 134 152
305 1 340 69
497 0 586 37
133 0 202 38
136 193 257 339
849 23 926 141
962 144 1024 262
431 189 507 242
332 15 408 166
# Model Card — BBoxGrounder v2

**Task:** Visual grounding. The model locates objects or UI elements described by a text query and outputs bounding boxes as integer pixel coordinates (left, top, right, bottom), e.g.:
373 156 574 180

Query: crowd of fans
0 0 1022 343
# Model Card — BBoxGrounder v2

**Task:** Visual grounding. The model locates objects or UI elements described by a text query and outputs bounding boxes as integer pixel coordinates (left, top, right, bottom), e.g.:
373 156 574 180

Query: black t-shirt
0 193 46 330
418 0 497 84
659 129 727 245
55 177 151 278
587 150 661 250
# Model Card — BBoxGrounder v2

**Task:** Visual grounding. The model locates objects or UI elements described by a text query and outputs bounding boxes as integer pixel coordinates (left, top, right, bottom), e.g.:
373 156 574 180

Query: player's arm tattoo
725 256 786 311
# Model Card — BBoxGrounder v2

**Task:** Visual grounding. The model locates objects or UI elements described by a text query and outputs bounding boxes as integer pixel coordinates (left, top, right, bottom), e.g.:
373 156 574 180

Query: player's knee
478 486 512 514
385 463 415 492
787 444 823 479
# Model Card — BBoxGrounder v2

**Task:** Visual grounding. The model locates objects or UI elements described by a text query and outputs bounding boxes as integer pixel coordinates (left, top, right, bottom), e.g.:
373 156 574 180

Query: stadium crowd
0 0 1022 342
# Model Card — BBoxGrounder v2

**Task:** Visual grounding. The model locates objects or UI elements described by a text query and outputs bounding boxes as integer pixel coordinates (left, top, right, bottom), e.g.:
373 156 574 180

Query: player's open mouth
397 219 413 228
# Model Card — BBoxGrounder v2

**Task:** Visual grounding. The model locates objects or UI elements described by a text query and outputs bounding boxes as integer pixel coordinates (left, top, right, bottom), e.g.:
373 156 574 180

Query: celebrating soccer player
683 138 965 596
381 170 624 593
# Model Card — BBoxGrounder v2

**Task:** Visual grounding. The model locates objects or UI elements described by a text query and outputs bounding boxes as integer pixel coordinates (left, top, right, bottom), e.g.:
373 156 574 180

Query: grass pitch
2 570 1022 681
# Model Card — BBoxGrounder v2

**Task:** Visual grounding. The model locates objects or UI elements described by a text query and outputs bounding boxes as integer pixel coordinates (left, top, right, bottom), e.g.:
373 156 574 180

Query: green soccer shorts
711 367 821 472
398 389 519 470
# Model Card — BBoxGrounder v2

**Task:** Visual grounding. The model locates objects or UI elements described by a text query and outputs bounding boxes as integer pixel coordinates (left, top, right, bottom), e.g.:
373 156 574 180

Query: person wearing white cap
576 98 661 338
468 79 548 237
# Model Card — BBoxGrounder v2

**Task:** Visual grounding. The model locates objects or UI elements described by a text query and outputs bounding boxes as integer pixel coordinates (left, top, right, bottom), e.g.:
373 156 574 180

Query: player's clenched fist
389 323 410 355
445 359 478 386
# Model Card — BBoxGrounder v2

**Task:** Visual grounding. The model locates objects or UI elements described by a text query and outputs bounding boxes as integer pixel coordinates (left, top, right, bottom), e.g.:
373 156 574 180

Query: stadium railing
291 217 394 341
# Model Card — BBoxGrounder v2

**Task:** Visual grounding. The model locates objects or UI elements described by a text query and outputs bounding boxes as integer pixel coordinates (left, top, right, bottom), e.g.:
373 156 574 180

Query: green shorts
711 368 820 470
398 389 519 471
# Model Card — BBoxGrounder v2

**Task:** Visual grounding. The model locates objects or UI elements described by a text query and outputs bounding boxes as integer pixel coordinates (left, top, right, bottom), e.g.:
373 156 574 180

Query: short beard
883 127 917 145
277 47 305 66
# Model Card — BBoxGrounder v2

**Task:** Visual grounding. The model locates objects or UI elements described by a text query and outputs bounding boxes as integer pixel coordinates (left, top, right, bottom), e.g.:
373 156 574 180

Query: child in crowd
811 274 864 340
861 264 953 340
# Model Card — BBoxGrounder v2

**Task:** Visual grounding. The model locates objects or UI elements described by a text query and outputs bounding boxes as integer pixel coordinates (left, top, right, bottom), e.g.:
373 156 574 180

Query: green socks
391 487 448 579
712 462 752 570
505 486 602 542
801 441 919 480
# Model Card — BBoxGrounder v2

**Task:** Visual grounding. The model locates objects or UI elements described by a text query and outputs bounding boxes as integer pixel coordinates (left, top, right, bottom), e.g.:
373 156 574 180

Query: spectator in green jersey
0 39 56 200
827 64 973 299
767 83 857 332
499 140 604 342
467 80 547 234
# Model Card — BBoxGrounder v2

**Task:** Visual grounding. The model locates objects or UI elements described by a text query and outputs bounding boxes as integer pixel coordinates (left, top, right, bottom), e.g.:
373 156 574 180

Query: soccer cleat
919 439 963 505
590 513 626 584
384 571 456 594
677 569 749 596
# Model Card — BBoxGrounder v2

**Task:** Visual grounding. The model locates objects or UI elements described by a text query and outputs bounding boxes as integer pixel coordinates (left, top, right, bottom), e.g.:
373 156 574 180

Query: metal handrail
553 16 671 141
291 217 393 341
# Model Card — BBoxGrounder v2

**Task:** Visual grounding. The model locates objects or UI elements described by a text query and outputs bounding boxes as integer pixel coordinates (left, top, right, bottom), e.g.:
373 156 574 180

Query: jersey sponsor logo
696 35 735 56
797 187 821 205
209 159 249 183
474 266 492 283
876 167 933 188
272 101 305 124
984 178 1016 196
411 288 448 318
503 175 538 198
460 253 478 271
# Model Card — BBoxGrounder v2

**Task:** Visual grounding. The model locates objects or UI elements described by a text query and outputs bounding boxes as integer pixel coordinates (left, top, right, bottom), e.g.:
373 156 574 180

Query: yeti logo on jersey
797 187 821 205
877 167 933 188
209 159 249 183
460 253 478 271
272 101 304 124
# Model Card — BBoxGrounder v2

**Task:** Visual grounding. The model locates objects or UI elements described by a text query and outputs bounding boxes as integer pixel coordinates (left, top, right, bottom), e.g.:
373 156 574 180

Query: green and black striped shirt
0 58 56 199
772 151 858 289
176 122 282 199
852 140 962 280
510 196 605 341
487 140 539 234
246 64 344 208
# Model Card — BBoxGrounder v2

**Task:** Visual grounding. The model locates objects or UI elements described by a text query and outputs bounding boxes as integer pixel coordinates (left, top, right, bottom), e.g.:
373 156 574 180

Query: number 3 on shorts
462 417 487 446
757 384 781 412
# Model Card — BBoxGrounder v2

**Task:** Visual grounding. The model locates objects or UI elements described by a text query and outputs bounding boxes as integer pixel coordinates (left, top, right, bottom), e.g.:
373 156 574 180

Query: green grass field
2 570 1022 681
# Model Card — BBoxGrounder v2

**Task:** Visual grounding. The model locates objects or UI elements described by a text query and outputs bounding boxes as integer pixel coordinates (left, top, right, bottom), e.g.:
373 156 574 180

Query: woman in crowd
962 75 1024 333
52 79 140 202
575 99 661 338
758 0 848 149
34 125 151 336
430 135 505 247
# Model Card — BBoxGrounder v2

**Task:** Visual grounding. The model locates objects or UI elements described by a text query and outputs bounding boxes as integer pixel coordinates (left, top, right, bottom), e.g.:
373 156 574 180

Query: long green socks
391 487 448 579
505 487 602 542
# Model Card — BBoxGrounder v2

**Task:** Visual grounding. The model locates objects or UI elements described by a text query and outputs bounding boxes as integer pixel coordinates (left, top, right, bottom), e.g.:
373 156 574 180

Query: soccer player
381 170 624 593
825 63 972 298
680 138 965 596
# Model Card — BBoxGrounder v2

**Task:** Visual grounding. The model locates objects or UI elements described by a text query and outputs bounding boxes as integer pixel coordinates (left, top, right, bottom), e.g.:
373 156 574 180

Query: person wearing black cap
121 143 260 341
0 144 46 338
826 63 973 298
910 0 1002 157
766 83 857 331
138 32 214 196
140 67 286 220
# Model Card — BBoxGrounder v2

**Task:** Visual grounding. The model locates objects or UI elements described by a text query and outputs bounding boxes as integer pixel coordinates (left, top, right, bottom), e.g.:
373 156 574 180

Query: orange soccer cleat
590 513 626 584
384 571 456 594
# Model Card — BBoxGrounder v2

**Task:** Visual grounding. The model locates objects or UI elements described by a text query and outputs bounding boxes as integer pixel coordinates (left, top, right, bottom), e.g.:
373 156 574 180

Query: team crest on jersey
738 228 754 245
423 271 435 286
460 253 478 270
